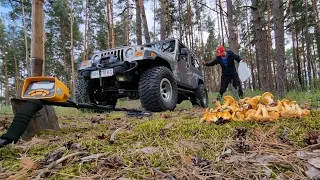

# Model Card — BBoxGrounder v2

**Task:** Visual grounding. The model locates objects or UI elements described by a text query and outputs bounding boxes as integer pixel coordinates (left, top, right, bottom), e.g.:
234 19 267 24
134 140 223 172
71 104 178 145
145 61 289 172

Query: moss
0 147 21 171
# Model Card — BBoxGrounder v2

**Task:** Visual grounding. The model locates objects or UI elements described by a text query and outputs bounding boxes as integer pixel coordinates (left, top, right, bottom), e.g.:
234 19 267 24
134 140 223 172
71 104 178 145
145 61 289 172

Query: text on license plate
90 69 114 79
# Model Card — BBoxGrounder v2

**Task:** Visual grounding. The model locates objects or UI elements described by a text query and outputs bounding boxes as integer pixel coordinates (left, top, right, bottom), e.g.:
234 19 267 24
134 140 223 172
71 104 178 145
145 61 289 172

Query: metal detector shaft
40 99 142 112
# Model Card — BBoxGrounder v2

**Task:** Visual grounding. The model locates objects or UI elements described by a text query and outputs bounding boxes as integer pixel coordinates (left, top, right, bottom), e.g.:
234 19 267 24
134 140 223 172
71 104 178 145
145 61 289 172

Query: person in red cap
201 45 244 100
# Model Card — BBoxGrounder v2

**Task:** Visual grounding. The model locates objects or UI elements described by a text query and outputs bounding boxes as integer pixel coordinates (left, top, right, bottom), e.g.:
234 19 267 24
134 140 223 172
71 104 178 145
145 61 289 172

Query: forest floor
0 90 320 180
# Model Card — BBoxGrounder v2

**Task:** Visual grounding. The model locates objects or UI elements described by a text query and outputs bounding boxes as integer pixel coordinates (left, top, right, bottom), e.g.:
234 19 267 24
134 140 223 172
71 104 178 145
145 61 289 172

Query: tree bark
84 0 88 59
272 0 287 97
106 0 111 49
135 0 142 45
22 0 30 76
3 53 9 106
126 0 130 45
160 0 166 40
226 0 238 53
295 23 303 89
289 0 301 88
31 0 45 76
70 0 75 101
154 0 157 41
267 0 275 89
219 0 224 46
139 0 150 43
110 0 115 48
252 0 272 92
178 0 182 40
14 53 20 97
304 0 312 87
311 0 320 76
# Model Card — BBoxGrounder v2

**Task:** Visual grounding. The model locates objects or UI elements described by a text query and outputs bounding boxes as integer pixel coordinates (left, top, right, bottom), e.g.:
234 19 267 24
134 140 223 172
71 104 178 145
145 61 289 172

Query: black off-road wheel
138 66 178 112
75 76 91 104
75 76 117 113
190 84 209 108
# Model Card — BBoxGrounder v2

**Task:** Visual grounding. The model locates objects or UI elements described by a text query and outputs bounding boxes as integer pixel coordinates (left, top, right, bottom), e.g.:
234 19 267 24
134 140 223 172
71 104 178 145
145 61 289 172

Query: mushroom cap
223 96 238 107
245 109 257 117
248 96 261 109
222 111 232 120
232 111 245 121
262 92 274 105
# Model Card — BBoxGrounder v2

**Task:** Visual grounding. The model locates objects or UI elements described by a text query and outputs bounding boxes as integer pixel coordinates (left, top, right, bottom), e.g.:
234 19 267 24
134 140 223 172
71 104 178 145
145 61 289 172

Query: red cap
216 46 225 56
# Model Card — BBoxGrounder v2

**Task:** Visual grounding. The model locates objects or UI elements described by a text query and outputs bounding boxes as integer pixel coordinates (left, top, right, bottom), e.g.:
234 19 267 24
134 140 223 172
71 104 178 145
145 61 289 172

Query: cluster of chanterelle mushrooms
201 92 311 123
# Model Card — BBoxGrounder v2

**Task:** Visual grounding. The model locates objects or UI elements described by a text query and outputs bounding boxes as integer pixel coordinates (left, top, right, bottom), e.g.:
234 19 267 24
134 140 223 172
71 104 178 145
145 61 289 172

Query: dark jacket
205 50 242 76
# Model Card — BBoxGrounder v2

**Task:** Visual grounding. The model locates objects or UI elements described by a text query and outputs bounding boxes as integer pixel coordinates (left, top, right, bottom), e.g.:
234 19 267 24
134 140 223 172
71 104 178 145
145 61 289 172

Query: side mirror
180 48 188 56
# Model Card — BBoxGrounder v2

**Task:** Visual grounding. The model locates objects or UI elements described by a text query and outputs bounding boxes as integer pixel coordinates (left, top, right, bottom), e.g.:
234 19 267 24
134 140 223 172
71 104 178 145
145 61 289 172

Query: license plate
90 69 114 79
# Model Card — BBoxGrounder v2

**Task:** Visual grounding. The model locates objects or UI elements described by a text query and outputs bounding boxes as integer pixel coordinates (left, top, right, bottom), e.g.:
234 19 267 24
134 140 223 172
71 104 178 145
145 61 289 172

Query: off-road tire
138 66 178 112
191 84 209 108
75 76 91 104
75 76 117 113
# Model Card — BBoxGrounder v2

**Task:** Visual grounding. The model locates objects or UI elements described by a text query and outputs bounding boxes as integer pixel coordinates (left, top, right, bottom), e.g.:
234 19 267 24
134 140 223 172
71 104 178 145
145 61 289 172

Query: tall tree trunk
219 0 224 46
42 30 46 75
160 0 166 40
252 0 271 92
136 0 142 45
178 0 182 40
106 0 111 48
110 0 115 48
139 0 150 43
154 0 157 41
31 0 45 76
14 53 20 97
22 0 30 76
3 53 9 105
290 0 301 88
126 0 130 45
312 0 320 75
84 0 88 59
61 27 68 74
272 0 286 98
216 3 222 45
226 0 238 53
70 0 75 101
304 0 312 87
301 29 308 88
246 8 255 89
295 25 303 88
267 0 275 88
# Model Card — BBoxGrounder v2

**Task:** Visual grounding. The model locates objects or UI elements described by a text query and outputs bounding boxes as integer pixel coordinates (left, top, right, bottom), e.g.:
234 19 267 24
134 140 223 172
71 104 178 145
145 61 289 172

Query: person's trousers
219 73 243 99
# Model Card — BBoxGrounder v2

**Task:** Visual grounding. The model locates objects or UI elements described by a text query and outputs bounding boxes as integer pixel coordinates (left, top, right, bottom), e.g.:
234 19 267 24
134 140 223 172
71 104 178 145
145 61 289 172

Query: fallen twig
109 128 122 144
152 167 175 180
35 152 88 180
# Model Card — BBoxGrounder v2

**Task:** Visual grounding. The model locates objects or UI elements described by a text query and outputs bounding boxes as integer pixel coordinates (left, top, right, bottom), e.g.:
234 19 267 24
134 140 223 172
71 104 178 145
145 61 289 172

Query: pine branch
8 0 31 6
195 1 227 16
115 5 135 18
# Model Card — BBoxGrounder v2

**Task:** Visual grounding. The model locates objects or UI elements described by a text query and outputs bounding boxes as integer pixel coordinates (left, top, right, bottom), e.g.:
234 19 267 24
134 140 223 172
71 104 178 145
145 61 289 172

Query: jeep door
176 43 194 89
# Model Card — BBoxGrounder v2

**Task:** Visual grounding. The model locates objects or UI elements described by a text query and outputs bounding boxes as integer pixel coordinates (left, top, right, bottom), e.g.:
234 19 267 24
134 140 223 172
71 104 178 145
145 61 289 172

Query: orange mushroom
221 111 232 120
266 100 283 112
269 111 280 121
261 92 274 105
248 96 261 109
232 111 246 121
223 96 238 108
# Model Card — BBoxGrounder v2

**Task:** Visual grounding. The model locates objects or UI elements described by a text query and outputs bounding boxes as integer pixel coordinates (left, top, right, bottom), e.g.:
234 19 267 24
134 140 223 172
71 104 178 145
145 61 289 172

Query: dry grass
0 100 319 179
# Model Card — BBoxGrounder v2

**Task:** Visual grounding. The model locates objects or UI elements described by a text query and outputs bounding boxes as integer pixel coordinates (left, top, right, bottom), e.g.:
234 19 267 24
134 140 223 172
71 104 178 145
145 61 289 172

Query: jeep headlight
125 48 134 58
93 55 100 63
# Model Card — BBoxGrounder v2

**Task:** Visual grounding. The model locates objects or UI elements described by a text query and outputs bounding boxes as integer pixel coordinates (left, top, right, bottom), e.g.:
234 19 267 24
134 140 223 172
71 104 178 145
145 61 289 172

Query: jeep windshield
144 40 176 54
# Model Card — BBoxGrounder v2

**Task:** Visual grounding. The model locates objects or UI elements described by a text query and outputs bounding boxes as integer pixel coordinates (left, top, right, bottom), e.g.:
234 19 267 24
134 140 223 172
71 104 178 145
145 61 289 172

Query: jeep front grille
100 49 124 62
